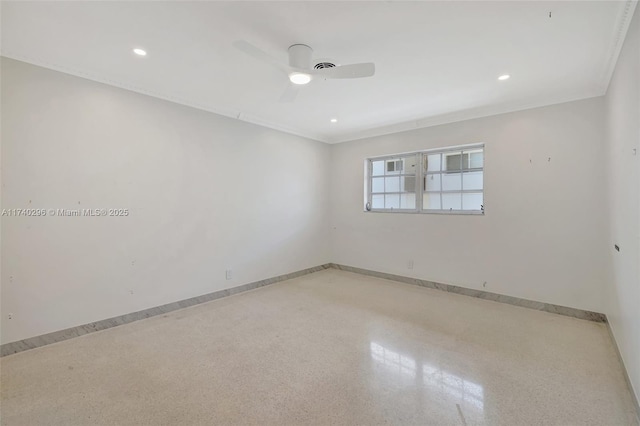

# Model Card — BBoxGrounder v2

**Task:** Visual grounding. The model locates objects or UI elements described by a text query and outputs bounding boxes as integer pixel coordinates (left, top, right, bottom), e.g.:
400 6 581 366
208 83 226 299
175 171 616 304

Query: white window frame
365 143 484 215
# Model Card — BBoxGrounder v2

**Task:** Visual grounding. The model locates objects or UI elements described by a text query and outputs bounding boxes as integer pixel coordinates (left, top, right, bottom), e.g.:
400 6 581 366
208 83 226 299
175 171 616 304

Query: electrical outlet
8 313 13 320
225 269 232 280
407 260 414 270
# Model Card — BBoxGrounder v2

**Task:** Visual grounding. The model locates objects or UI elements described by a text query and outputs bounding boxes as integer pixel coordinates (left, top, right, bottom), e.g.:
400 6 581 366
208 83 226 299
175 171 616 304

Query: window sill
365 209 484 215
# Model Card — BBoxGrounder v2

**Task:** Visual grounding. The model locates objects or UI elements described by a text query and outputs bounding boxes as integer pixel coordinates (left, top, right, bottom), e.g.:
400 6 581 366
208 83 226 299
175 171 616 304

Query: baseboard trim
0 264 332 357
334 262 638 420
329 263 607 322
0 263 612 357
605 321 640 423
4 261 636 417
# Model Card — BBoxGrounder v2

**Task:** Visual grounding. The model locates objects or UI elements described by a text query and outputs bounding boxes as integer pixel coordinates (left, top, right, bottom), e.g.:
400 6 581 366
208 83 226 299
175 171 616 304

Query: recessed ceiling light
498 74 510 81
133 48 147 56
289 72 311 85
330 118 338 123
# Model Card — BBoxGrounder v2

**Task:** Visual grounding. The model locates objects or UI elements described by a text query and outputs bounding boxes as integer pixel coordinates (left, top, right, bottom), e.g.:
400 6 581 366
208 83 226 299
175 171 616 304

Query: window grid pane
462 192 483 210
372 160 385 176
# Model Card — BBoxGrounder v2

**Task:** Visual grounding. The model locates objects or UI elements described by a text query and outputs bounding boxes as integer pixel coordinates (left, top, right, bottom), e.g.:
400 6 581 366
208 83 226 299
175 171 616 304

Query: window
365 144 484 214
368 154 419 211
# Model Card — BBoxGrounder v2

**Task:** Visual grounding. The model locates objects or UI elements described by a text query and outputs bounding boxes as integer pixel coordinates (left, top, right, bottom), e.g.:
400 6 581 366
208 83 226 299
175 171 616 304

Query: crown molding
0 52 606 147
327 89 604 144
0 52 329 144
600 0 638 94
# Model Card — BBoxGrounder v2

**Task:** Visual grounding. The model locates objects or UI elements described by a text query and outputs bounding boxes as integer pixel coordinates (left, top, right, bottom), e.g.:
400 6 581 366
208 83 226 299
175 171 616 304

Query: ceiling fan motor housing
288 44 313 69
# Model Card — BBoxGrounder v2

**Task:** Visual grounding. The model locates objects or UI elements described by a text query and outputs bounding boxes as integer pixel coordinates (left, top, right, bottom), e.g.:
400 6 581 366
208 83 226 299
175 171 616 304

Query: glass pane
462 192 483 210
404 155 417 175
425 173 441 192
442 172 462 191
400 193 416 209
423 193 441 210
385 176 400 192
462 171 483 190
426 154 441 172
372 177 384 193
385 194 400 209
371 194 384 209
385 159 402 175
372 160 385 176
445 152 463 172
402 176 416 192
467 150 483 168
442 193 462 210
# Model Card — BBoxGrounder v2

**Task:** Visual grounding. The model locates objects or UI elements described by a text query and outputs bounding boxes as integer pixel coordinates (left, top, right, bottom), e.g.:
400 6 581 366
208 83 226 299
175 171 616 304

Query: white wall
330 97 608 313
0 58 331 344
604 6 640 404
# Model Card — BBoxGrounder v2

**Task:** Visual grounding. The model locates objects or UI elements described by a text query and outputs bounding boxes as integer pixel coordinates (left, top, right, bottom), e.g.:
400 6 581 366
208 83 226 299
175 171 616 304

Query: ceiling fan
233 41 375 102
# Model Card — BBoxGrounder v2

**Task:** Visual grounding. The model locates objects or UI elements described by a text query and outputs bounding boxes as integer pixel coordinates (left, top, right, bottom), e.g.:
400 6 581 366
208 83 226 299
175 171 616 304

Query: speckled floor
1 269 638 425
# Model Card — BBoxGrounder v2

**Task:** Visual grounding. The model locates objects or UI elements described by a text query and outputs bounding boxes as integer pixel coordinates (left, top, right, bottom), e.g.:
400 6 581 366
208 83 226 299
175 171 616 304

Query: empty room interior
1 1 639 425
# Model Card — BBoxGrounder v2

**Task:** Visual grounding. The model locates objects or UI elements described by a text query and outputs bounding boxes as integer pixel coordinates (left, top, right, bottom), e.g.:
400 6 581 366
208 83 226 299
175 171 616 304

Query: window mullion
417 153 423 213
368 160 373 210
460 150 464 210
439 153 443 210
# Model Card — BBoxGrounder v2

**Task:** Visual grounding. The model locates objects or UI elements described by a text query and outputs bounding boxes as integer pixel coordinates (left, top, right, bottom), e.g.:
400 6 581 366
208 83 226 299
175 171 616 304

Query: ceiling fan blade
313 63 375 79
279 84 299 103
233 40 289 73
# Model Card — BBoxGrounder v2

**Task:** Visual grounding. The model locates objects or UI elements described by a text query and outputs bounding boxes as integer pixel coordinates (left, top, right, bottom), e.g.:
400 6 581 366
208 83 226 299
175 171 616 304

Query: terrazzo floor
1 269 637 425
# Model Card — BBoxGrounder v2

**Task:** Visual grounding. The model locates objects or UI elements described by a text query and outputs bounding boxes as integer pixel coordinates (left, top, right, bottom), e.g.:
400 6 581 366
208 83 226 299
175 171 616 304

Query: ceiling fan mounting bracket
288 44 313 69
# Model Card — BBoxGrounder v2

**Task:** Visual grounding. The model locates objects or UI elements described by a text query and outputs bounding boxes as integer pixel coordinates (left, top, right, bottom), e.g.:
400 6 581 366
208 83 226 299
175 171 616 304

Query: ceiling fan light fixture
289 72 311 85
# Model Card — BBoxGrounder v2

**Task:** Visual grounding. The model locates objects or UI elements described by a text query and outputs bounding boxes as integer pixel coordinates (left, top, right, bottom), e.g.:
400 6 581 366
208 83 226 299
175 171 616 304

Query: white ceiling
1 1 636 143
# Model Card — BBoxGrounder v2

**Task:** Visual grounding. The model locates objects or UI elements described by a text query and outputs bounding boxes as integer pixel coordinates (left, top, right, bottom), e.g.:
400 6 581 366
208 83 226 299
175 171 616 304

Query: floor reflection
370 342 416 378
423 363 484 410
370 341 484 414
